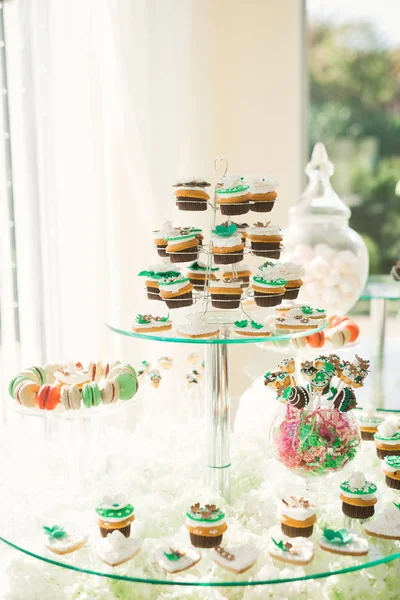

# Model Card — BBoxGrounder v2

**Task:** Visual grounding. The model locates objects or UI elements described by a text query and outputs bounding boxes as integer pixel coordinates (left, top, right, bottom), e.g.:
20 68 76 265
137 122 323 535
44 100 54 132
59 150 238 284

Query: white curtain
2 0 213 375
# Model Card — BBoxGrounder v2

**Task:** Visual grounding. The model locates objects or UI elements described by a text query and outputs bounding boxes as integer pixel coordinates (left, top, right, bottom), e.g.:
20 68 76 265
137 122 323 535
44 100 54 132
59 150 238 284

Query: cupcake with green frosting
185 502 227 548
216 175 250 216
374 417 400 459
251 275 287 307
138 264 181 301
339 471 377 519
96 495 135 538
382 455 400 490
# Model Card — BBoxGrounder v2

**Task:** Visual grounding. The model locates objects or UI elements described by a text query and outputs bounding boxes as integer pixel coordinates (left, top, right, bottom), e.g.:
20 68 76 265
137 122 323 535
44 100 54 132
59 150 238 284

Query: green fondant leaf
159 313 170 322
316 308 325 313
301 306 313 315
138 270 153 277
327 386 338 401
136 314 151 324
43 525 66 540
164 551 181 561
393 502 400 510
324 362 335 374
234 320 248 328
251 320 263 329
323 528 352 545
212 223 237 237
272 538 287 552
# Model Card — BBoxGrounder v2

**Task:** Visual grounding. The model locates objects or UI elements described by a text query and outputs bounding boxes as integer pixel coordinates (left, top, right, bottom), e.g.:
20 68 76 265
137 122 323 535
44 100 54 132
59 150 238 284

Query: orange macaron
38 384 61 410
307 331 325 348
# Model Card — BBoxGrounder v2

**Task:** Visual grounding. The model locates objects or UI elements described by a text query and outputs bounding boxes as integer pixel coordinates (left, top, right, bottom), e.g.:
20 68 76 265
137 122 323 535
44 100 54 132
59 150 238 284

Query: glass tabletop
360 275 400 301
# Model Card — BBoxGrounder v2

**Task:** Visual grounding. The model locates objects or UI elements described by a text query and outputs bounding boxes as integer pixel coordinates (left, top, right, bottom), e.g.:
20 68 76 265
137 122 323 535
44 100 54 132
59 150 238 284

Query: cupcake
279 496 316 538
222 264 251 287
177 314 220 339
185 502 227 548
247 176 278 213
340 472 377 519
165 230 200 264
138 264 180 301
215 175 250 216
277 262 305 299
209 278 243 309
374 417 400 459
186 261 219 290
96 495 135 538
251 275 286 307
233 319 272 337
247 222 282 258
152 221 177 257
221 221 249 244
172 178 211 211
132 313 172 334
159 276 194 309
357 406 384 441
382 455 400 490
211 223 244 265
275 301 308 318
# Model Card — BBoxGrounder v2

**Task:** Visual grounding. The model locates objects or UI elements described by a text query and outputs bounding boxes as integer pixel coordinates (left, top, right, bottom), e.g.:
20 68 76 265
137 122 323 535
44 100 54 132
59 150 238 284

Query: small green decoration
272 538 289 552
253 276 287 286
234 320 248 328
250 320 263 330
136 314 151 324
327 386 338 401
393 502 400 510
212 223 237 237
138 269 154 277
301 306 313 315
316 308 325 313
188 262 219 272
323 528 353 545
323 362 335 375
159 314 170 322
313 371 327 383
164 550 182 561
43 525 67 540
282 386 293 400
264 371 274 379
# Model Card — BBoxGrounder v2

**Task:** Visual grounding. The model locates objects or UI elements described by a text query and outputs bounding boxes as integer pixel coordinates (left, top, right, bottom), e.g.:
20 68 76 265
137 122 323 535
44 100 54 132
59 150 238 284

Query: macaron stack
9 360 138 411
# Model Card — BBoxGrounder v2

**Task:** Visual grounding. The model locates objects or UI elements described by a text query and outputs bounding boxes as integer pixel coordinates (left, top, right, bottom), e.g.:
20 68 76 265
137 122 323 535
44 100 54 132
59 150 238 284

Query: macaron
14 382 40 407
43 364 62 384
8 375 33 399
99 379 120 404
307 331 325 348
88 361 104 382
82 381 101 408
19 366 46 386
38 384 61 410
344 321 359 343
103 360 121 378
108 363 135 380
331 316 350 328
114 373 137 400
61 384 82 410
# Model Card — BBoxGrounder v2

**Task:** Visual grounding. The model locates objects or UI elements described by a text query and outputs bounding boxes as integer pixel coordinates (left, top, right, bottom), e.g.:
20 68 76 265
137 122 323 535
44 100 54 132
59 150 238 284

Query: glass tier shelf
1 411 400 591
360 275 400 302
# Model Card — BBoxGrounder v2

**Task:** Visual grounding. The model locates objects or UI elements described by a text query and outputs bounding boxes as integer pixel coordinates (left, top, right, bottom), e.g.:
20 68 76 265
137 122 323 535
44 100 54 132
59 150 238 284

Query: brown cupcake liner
100 524 131 538
281 523 313 538
189 278 206 290
219 203 249 216
168 248 199 264
376 447 400 459
176 197 208 211
190 533 223 548
163 292 193 309
249 201 275 213
213 251 244 265
253 292 284 307
283 288 300 300
211 295 241 310
250 241 280 251
156 246 168 258
251 248 282 259
341 501 375 519
147 290 162 301
361 431 376 441
385 475 400 490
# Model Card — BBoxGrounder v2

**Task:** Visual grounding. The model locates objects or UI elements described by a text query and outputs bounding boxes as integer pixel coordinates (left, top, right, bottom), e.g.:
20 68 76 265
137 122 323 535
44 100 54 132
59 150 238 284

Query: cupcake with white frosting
186 261 218 290
374 416 400 459
357 406 385 441
152 221 178 257
159 276 194 309
172 177 211 211
251 274 286 307
247 175 278 213
96 494 135 538
382 455 400 490
278 262 305 299
211 223 244 265
222 263 252 287
247 222 283 258
165 231 200 264
279 496 316 538
185 502 227 548
138 263 181 301
209 278 243 309
340 471 377 519
215 175 250 216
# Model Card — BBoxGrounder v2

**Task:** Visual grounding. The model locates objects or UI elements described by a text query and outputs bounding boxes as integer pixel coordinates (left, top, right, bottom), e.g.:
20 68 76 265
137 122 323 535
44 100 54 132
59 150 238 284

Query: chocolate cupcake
185 503 227 548
209 279 243 309
165 231 200 264
159 276 194 309
251 275 286 307
247 176 278 213
215 175 250 216
340 472 377 519
96 495 135 538
247 222 283 258
279 496 316 538
374 418 400 459
211 223 244 265
382 455 400 490
173 178 211 211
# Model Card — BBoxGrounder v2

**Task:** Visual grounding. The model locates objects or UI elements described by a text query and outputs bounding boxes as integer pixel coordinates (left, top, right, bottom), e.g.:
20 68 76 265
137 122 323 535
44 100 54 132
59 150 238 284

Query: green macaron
8 375 33 399
82 382 101 408
28 366 46 385
114 373 137 400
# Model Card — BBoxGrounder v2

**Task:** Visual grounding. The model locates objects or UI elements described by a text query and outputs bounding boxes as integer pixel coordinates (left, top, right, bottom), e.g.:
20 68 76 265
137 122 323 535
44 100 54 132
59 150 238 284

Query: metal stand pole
370 298 386 409
205 342 231 502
